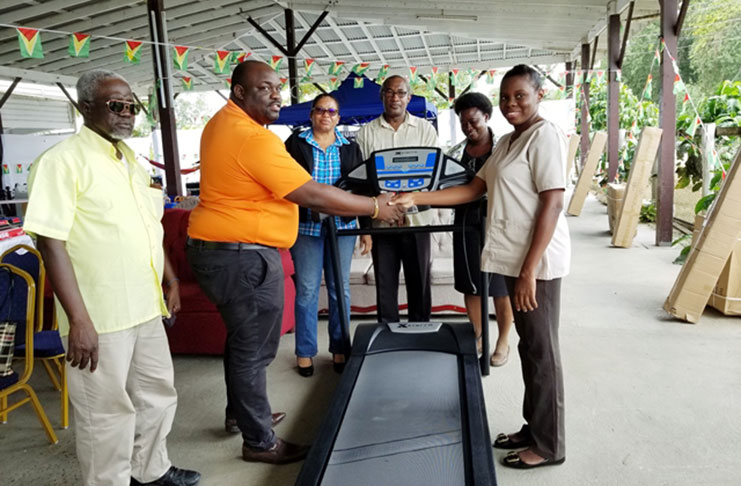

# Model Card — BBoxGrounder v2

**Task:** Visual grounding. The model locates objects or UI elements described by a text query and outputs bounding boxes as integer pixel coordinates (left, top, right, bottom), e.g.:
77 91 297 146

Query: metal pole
657 0 678 245
147 0 182 197
607 11 621 182
327 217 352 358
479 212 490 376
580 43 591 168
285 9 299 105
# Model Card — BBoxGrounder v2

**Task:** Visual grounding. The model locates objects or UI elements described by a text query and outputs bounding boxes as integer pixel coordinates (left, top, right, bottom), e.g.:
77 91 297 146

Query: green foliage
639 201 657 223
575 75 659 185
675 80 741 193
671 233 693 265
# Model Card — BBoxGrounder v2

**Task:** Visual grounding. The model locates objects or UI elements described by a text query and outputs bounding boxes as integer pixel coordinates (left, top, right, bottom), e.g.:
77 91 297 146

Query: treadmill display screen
374 148 438 192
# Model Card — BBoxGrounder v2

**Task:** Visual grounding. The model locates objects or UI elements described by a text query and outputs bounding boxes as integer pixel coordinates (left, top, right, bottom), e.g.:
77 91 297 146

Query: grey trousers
187 246 283 450
504 276 565 461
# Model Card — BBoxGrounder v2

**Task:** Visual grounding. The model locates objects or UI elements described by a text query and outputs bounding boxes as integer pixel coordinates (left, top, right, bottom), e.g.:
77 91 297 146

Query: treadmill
295 147 497 486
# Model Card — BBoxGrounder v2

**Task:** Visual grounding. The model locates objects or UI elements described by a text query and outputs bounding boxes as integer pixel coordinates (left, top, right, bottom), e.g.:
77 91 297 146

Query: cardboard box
607 183 625 235
708 238 741 315
567 131 607 216
612 127 663 248
566 134 580 182
664 147 741 323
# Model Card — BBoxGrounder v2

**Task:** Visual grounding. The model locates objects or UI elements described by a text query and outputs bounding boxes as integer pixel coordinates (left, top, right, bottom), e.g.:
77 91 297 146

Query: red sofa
162 209 296 354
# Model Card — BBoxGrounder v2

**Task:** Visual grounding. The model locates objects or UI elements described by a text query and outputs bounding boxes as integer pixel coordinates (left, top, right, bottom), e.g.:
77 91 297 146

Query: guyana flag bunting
352 62 370 76
17 28 43 59
328 61 345 76
269 55 283 71
15 164 22 174
486 69 496 84
450 69 460 86
225 78 232 89
596 70 605 83
354 77 364 89
672 73 686 96
680 92 689 114
232 51 250 64
172 46 190 71
409 66 418 83
124 40 143 64
329 77 340 90
1 165 7 175
214 50 231 74
181 77 193 91
431 66 439 76
375 64 389 83
68 32 90 58
279 77 288 88
304 58 315 77
642 74 652 99
687 115 701 138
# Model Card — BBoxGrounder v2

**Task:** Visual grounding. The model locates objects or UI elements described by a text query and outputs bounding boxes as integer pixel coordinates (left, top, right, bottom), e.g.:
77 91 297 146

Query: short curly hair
453 92 493 117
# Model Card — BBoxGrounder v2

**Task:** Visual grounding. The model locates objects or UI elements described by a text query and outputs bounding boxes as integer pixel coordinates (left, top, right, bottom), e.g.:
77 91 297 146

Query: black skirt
452 200 508 297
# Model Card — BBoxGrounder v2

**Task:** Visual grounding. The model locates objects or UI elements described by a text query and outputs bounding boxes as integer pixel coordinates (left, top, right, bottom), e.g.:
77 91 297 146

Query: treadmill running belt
321 351 465 485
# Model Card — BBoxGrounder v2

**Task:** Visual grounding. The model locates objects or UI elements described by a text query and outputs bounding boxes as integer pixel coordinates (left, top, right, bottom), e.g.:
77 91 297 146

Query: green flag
17 28 43 59
68 32 90 58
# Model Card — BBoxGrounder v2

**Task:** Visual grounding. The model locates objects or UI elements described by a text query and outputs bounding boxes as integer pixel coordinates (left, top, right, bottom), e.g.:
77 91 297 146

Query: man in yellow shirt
24 70 200 486
188 61 404 465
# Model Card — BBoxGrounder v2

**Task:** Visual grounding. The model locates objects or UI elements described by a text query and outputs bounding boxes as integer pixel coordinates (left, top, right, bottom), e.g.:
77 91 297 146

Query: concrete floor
2 194 740 486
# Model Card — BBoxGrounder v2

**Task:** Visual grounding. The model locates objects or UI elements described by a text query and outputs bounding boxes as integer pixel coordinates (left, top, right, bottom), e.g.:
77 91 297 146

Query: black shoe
131 466 201 486
333 361 346 373
297 358 314 377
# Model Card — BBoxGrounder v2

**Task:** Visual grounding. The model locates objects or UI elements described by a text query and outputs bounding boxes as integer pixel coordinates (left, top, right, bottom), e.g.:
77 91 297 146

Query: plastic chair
1 245 68 429
0 263 58 444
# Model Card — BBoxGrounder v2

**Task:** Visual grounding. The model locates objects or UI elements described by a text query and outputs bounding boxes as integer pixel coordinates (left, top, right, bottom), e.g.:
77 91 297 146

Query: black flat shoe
493 432 533 449
333 361 346 373
297 358 314 377
131 466 201 486
501 451 565 469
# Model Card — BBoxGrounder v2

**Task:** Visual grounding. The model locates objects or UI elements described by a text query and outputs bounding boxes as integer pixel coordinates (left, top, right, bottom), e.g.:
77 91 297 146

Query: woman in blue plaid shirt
285 94 371 377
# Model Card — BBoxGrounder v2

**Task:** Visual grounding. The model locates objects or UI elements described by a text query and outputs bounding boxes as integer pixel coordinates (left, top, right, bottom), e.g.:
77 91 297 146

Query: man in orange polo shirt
188 61 403 465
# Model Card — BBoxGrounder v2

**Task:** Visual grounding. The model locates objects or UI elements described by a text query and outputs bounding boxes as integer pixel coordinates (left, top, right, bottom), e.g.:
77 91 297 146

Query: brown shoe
242 438 309 464
225 412 287 434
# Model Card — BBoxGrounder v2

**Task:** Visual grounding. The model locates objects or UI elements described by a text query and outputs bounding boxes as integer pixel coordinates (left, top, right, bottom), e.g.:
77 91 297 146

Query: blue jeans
291 229 356 358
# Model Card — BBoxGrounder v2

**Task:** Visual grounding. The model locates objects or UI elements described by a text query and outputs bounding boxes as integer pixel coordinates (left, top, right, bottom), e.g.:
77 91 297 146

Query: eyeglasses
382 89 408 99
312 107 338 117
105 99 141 116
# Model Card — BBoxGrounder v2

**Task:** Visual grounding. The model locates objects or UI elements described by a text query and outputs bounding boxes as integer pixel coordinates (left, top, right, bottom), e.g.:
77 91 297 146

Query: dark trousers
504 276 565 461
371 232 431 323
187 246 283 450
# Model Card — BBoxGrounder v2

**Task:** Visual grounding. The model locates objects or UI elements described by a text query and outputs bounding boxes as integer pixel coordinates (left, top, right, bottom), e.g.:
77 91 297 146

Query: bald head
229 60 282 124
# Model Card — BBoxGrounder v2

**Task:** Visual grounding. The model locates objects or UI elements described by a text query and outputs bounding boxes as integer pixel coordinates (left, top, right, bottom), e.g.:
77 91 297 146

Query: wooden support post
580 43 591 168
565 61 574 99
657 0 678 245
568 131 607 216
607 12 621 182
148 0 182 197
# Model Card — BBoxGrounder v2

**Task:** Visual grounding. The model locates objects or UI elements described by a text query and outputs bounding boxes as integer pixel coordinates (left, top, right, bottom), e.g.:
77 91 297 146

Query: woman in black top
451 92 513 366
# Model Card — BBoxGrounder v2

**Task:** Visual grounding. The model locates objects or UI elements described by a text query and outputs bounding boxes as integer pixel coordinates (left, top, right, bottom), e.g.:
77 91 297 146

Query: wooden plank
611 127 663 247
565 134 579 182
664 146 741 323
567 131 606 216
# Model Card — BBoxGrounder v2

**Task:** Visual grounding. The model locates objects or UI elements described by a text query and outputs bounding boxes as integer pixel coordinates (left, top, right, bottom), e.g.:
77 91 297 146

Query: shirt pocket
487 218 533 258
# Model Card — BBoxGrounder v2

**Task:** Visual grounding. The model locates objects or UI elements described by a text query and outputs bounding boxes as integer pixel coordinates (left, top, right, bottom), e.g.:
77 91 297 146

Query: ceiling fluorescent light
416 14 478 22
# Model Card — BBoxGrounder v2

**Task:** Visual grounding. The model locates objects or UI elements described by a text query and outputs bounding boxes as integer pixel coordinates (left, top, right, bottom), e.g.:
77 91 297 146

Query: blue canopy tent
275 73 437 127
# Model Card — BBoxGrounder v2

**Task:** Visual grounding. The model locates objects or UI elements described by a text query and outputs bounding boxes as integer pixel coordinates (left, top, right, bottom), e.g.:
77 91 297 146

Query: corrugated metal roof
0 0 659 93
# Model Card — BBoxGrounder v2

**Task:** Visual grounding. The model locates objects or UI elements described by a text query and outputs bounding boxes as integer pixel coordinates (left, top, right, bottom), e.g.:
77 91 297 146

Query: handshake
372 193 419 224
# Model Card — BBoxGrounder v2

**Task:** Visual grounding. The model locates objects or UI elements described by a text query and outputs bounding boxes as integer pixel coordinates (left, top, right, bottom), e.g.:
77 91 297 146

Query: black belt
186 237 272 251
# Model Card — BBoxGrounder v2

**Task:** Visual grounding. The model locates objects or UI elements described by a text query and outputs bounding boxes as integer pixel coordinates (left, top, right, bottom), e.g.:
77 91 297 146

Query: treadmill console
338 147 472 196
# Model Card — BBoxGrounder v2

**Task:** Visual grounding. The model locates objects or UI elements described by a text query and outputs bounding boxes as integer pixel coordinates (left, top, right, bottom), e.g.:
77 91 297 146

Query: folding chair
0 263 58 444
1 244 68 429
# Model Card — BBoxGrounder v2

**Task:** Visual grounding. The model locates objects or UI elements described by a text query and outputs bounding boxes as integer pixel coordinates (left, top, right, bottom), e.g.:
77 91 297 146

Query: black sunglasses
106 99 141 116
312 107 338 116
